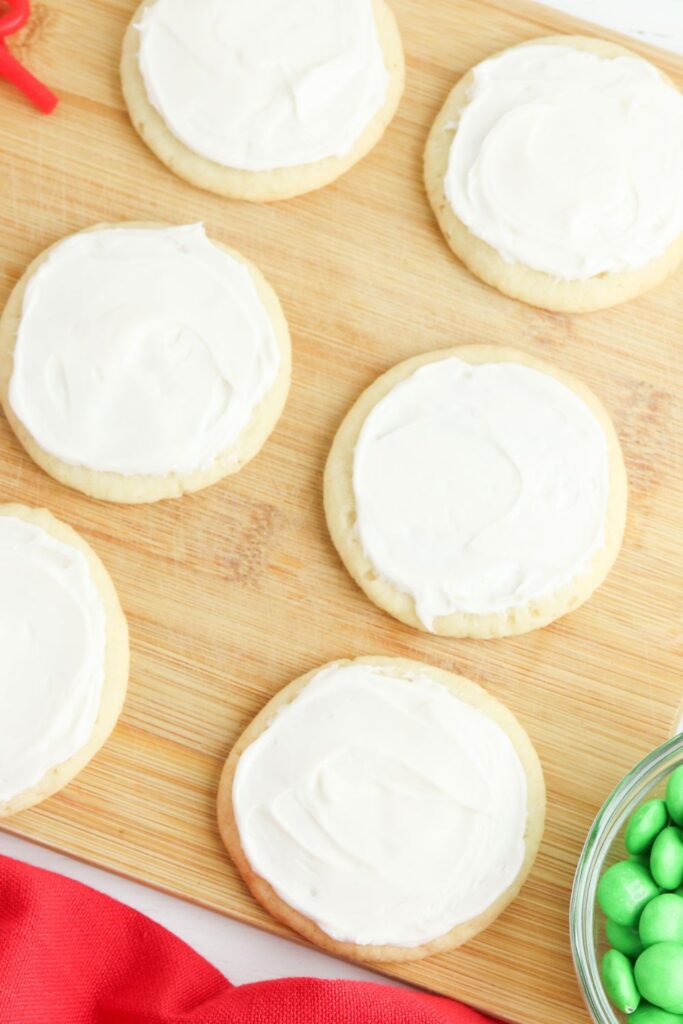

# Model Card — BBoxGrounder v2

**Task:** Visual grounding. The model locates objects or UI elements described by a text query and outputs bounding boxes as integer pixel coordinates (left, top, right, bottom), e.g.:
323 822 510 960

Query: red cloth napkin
0 854 498 1024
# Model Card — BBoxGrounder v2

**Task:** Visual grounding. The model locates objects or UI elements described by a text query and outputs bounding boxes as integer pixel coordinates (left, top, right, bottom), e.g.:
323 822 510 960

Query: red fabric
0 855 497 1024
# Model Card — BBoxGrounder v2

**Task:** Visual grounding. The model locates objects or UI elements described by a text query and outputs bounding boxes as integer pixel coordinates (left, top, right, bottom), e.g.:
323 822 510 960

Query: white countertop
2 0 682 991
543 0 683 55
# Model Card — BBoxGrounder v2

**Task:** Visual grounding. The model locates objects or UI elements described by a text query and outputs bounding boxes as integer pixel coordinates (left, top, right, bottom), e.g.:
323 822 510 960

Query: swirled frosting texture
233 662 528 947
444 45 683 280
0 517 106 803
9 224 280 476
136 0 389 171
353 357 609 630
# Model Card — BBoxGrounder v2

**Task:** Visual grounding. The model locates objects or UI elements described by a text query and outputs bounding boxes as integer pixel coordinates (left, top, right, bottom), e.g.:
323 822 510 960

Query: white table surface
544 0 683 54
2 0 683 992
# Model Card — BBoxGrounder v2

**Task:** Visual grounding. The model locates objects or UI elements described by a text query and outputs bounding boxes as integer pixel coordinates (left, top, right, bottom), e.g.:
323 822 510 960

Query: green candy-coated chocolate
630 1005 683 1024
598 860 660 927
666 766 683 826
627 801 670 855
602 949 641 1013
607 918 645 958
651 828 683 890
639 894 683 946
635 944 683 1014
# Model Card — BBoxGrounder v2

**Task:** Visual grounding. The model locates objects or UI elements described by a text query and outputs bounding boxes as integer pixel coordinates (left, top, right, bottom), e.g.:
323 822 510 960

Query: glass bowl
570 733 683 1024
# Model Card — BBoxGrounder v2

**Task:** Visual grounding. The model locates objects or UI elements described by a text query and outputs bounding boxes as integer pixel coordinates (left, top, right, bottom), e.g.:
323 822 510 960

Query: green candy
639 894 683 946
607 918 645 958
598 860 660 927
602 949 641 1013
630 1005 683 1024
627 801 670 855
667 766 683 826
635 944 683 1014
651 828 683 890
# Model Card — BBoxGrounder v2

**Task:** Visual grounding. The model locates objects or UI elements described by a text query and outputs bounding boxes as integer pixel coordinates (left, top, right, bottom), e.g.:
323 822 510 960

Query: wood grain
1 2 682 1021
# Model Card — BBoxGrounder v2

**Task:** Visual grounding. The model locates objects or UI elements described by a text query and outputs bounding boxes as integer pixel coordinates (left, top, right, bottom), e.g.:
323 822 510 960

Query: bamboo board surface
1 2 683 1021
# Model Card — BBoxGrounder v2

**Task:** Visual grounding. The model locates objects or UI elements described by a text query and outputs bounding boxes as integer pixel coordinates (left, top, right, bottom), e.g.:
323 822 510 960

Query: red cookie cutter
0 0 58 112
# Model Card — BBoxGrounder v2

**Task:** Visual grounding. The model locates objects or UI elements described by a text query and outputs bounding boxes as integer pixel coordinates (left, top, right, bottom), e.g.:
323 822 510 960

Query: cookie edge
323 344 628 638
120 0 406 201
423 34 683 312
0 503 129 817
217 654 546 963
0 222 292 503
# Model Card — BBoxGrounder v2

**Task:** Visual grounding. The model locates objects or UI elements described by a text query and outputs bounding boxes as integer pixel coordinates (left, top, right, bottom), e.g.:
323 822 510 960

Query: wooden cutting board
1 1 682 1021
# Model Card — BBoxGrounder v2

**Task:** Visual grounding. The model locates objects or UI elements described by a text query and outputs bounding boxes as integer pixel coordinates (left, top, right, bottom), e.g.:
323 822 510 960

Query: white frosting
9 224 281 477
136 0 389 171
233 662 528 947
0 516 107 803
353 357 609 630
444 45 683 280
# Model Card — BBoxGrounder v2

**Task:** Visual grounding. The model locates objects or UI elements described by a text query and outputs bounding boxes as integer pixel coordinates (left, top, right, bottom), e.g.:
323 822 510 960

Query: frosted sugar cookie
424 36 683 311
218 656 545 962
0 504 129 818
121 0 405 201
0 223 291 503
325 346 627 638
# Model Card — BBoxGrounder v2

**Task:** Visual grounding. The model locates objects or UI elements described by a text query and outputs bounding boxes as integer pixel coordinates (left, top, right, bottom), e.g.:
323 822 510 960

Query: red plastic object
0 0 58 112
